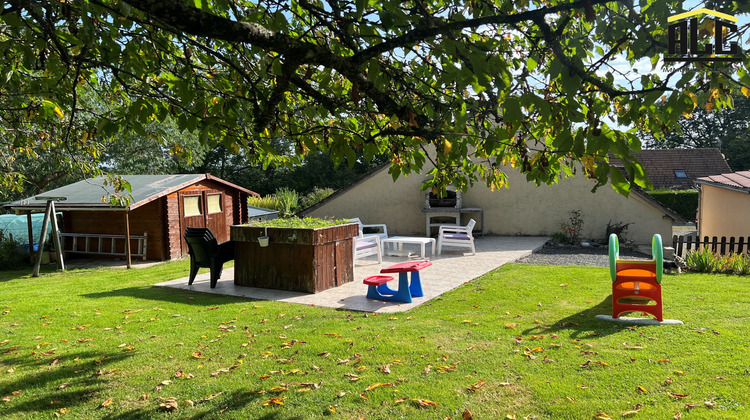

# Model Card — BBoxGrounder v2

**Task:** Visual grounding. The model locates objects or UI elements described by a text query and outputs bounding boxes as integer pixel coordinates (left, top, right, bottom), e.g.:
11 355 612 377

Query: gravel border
517 244 651 267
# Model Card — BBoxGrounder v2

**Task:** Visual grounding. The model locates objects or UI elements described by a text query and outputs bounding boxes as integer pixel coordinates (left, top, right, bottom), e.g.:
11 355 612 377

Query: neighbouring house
301 163 683 245
695 170 750 240
7 174 259 262
609 148 732 190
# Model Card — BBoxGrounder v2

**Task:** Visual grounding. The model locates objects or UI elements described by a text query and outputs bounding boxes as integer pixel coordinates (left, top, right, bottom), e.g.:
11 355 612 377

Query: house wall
697 184 750 240
305 165 673 244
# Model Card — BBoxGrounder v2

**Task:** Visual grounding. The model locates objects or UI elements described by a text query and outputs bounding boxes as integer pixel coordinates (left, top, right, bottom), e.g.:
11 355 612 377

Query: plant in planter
231 217 358 293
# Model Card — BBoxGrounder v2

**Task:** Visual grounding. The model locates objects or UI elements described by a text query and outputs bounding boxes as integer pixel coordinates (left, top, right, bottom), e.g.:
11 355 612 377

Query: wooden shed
9 174 258 263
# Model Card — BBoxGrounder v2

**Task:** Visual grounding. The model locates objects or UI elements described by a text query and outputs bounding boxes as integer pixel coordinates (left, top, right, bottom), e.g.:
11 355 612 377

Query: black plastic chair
184 227 235 288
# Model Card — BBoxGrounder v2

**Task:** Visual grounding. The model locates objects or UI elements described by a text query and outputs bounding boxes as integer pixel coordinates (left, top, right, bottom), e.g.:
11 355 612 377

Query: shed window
674 169 688 179
183 196 202 217
207 194 222 214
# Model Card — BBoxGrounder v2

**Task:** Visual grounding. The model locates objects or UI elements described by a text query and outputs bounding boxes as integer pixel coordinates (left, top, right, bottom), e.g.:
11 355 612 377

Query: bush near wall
647 189 698 221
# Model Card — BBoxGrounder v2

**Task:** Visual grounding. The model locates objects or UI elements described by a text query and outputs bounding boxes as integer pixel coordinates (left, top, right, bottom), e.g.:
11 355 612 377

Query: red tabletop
380 260 432 273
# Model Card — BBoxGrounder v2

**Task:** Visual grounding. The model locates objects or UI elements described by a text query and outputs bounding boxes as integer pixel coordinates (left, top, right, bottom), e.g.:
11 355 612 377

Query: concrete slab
594 315 684 326
155 236 548 313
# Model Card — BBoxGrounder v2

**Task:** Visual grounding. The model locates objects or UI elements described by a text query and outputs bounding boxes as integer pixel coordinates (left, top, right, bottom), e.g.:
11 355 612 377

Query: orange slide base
612 261 663 322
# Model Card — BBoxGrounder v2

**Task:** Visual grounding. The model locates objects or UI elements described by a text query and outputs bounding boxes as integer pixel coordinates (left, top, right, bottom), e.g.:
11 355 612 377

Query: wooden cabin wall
62 199 167 261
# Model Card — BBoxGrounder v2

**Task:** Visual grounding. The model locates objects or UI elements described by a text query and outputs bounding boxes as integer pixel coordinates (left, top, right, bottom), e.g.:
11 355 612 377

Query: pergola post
124 210 132 269
26 211 34 261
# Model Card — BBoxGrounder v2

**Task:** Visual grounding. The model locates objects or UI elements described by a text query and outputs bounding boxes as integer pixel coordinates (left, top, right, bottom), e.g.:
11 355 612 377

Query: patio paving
155 236 549 313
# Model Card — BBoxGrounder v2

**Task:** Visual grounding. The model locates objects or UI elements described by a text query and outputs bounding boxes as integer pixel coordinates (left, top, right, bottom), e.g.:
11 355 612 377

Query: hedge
647 189 699 221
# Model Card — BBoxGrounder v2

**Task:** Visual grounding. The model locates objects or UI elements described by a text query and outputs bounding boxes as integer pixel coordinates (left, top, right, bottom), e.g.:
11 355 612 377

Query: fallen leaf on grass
412 398 439 407
593 412 613 419
364 383 393 391
668 393 689 399
197 392 223 403
99 398 112 408
705 401 717 408
159 398 178 412
684 402 701 410
57 383 68 390
637 386 648 393
463 409 474 419
262 397 284 406
466 379 486 393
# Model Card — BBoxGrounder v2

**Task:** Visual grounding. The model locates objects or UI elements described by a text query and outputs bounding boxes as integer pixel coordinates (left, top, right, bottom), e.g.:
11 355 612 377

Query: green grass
1 262 750 419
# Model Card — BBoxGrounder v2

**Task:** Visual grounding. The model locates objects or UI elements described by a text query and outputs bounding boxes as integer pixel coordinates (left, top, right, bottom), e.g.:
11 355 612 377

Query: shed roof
8 174 257 211
610 148 731 190
695 170 750 193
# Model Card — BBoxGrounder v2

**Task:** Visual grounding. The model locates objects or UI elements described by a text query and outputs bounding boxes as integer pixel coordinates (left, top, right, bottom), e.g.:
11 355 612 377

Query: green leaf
502 97 522 124
610 166 630 196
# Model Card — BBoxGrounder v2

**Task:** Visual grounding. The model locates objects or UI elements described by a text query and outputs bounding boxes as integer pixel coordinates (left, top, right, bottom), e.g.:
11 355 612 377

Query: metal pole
32 201 52 277
49 201 65 271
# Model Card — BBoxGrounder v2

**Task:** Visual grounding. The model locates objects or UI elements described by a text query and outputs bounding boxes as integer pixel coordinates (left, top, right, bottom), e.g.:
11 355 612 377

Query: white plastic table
381 236 436 259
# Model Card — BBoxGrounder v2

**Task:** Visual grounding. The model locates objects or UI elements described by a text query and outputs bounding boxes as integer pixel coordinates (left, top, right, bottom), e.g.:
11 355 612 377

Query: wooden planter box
230 223 358 293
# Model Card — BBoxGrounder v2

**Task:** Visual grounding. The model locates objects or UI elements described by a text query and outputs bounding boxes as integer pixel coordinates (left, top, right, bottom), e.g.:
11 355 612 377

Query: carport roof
7 174 257 211
695 170 750 193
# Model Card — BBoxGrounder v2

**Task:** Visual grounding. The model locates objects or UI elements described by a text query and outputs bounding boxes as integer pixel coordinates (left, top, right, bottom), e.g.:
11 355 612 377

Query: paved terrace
155 236 549 313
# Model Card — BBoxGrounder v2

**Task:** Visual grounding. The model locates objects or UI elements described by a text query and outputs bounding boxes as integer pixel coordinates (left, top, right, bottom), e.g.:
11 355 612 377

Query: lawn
1 260 749 419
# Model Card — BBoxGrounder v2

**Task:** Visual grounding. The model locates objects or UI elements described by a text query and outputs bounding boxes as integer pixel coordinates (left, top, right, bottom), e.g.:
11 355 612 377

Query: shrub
685 247 722 273
683 247 750 275
723 253 750 275
275 188 300 218
647 189 698 221
300 187 334 209
247 195 280 211
0 231 27 270
559 210 583 245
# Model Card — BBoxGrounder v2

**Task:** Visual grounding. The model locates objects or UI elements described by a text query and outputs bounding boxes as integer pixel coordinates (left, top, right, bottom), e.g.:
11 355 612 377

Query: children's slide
608 233 664 321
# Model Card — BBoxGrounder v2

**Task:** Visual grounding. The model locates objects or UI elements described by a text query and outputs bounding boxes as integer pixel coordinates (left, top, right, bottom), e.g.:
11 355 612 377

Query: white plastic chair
347 218 386 263
354 234 382 263
347 218 388 241
437 219 476 255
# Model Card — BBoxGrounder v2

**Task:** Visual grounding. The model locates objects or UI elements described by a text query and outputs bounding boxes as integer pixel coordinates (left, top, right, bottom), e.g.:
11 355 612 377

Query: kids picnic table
363 260 432 303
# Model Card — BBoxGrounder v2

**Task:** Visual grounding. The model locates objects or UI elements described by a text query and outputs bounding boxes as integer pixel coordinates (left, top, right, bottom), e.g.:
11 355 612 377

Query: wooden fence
672 235 750 257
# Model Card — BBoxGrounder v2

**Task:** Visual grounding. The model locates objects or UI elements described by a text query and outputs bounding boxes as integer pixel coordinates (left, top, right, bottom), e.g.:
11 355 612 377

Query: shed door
179 191 230 254
205 192 229 243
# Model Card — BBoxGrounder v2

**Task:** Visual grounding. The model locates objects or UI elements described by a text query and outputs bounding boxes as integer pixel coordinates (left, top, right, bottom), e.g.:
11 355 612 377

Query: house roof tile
610 148 731 190
695 170 750 192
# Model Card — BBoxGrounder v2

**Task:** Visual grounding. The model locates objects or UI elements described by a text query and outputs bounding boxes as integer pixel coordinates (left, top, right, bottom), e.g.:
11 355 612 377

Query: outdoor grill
424 188 462 209
422 187 483 237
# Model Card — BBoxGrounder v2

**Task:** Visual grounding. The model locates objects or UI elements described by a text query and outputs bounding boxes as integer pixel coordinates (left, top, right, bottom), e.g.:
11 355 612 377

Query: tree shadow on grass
521 295 661 339
0 350 133 417
81 286 260 307
104 387 303 420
